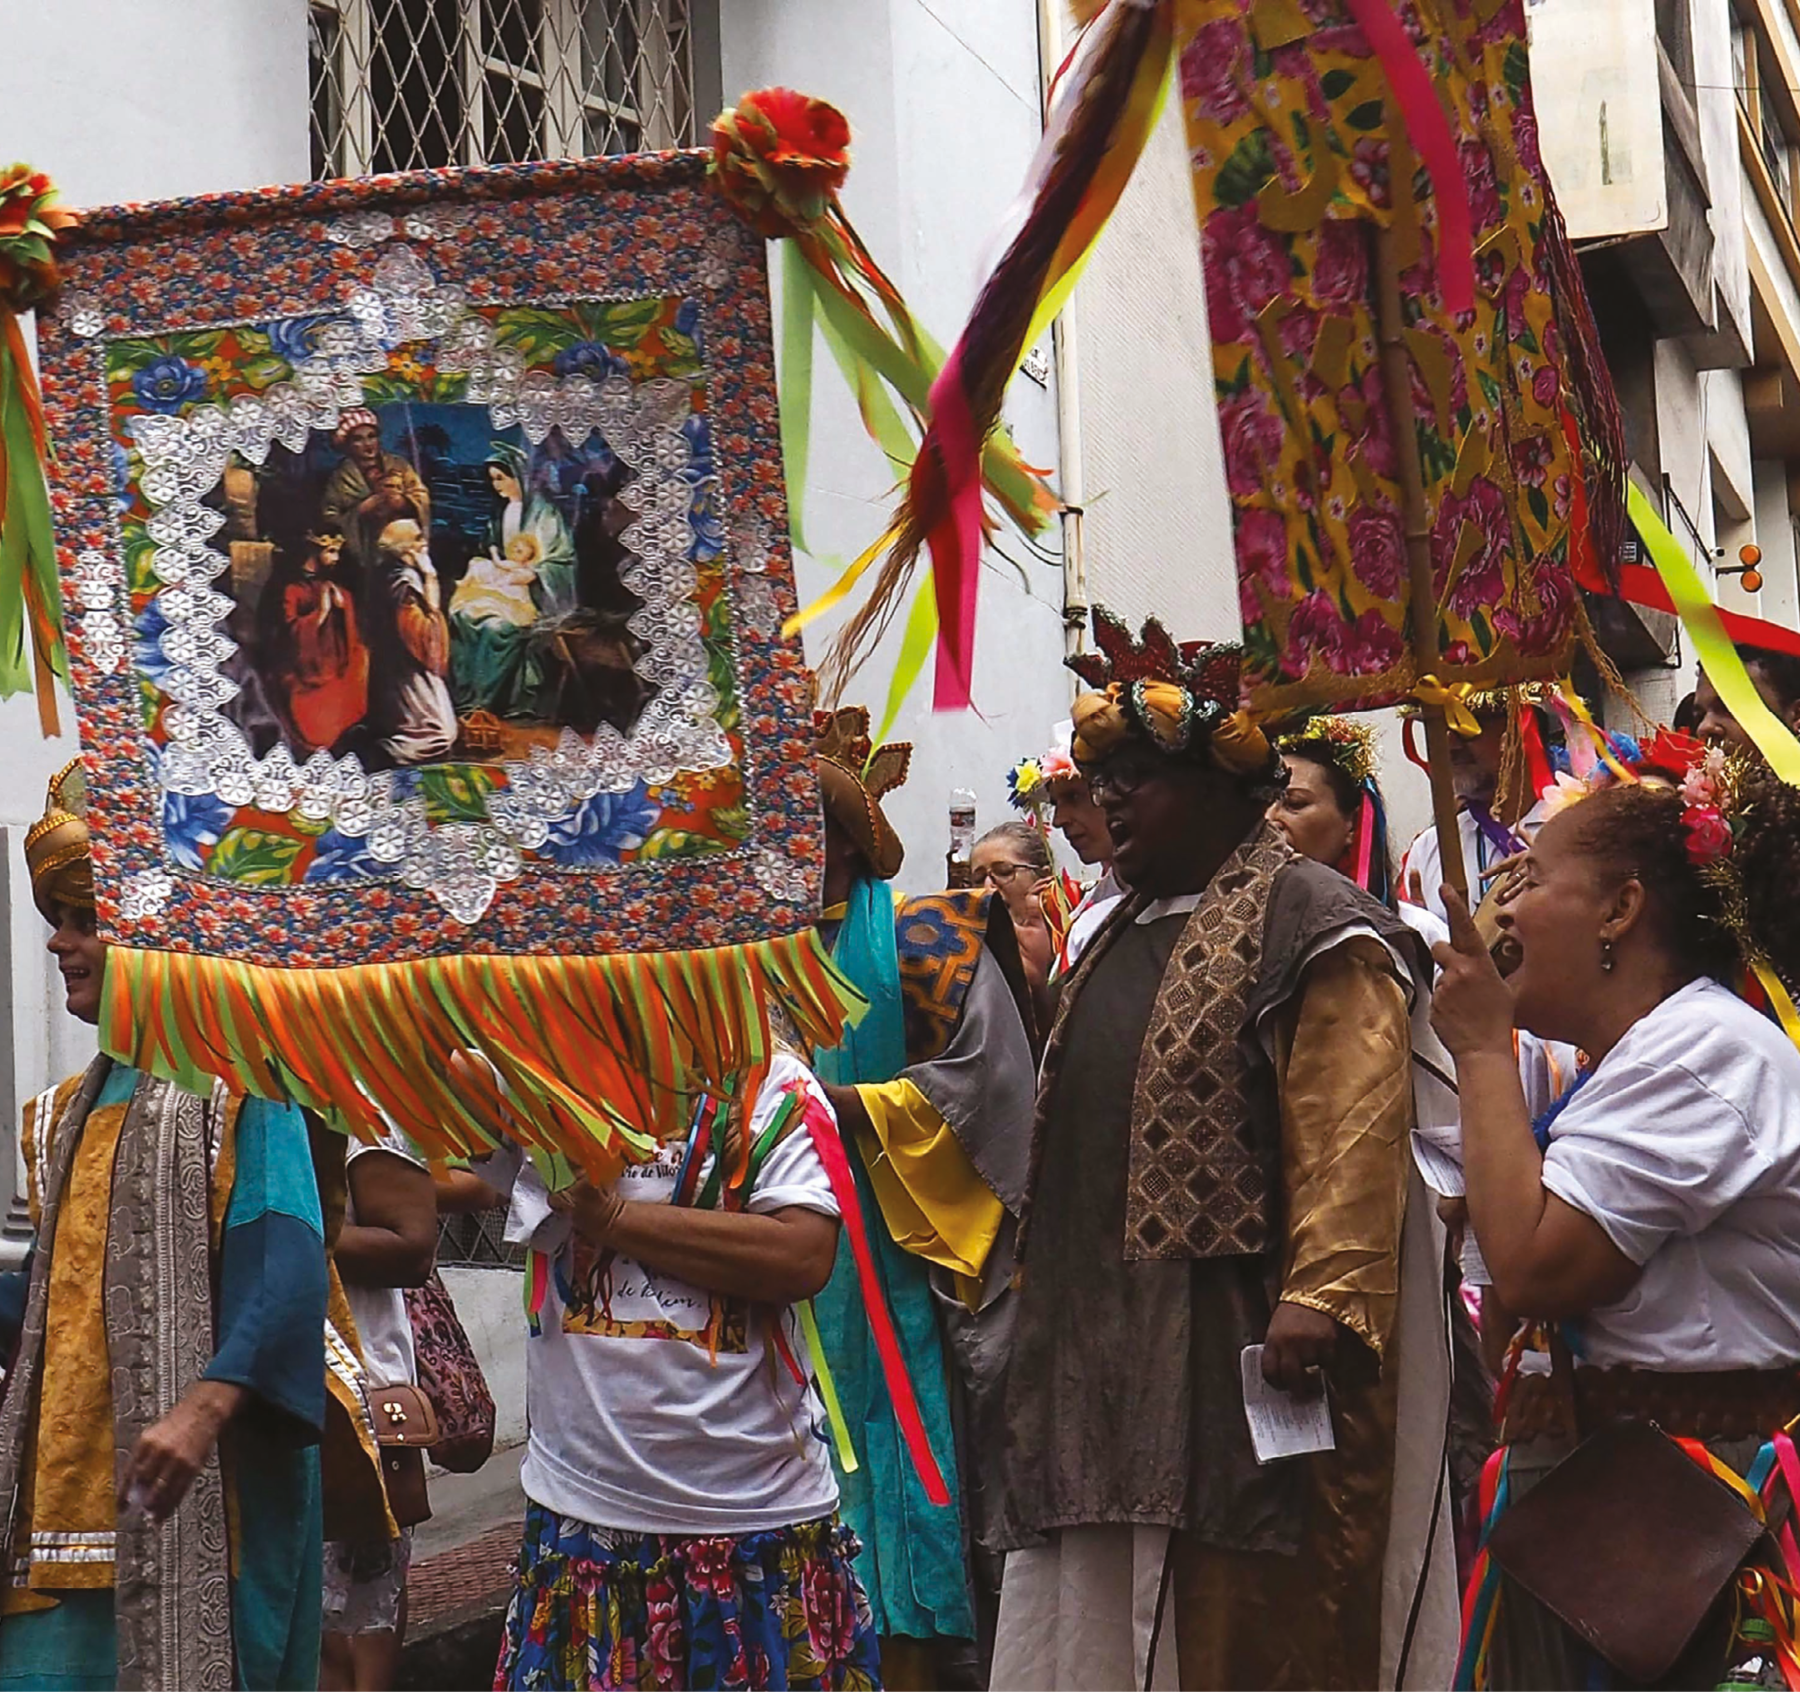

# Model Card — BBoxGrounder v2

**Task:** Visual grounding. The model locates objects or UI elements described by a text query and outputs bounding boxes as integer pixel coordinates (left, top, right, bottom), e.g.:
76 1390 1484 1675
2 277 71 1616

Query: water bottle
1715 1618 1785 1689
947 788 977 887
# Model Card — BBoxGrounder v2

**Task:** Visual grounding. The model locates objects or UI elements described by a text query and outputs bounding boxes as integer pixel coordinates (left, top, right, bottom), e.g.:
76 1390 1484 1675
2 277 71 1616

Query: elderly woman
970 819 1056 1013
479 1048 881 1691
1432 752 1800 1688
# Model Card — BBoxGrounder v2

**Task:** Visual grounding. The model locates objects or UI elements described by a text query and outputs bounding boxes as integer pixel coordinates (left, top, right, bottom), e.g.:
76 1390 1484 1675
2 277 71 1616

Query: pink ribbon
1354 789 1376 891
926 349 986 711
1340 0 1477 316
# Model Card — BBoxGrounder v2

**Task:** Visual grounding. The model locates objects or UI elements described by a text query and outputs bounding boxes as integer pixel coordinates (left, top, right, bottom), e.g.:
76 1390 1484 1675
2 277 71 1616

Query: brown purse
1485 1418 1765 1684
368 1382 439 1529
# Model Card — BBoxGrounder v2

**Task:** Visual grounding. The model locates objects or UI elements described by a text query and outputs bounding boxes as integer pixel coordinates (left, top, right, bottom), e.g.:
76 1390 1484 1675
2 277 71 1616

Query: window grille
437 1204 528 1269
310 0 697 180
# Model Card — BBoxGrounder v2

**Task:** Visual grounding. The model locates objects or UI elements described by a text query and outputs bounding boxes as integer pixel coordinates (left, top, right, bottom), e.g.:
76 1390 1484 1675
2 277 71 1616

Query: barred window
310 0 697 180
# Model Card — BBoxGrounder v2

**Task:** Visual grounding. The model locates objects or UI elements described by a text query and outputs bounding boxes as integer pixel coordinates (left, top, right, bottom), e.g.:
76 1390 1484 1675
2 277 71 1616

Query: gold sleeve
1271 936 1413 1359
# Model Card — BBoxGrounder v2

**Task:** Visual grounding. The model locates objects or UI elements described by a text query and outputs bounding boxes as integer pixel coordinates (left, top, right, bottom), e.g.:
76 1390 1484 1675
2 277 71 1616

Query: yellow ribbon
797 1300 859 1474
782 521 902 640
1754 959 1800 1055
1626 481 1800 785
1412 675 1482 738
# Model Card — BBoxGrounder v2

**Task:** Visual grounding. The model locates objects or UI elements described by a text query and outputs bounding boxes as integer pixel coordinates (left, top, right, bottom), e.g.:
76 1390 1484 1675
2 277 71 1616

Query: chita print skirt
493 1502 881 1691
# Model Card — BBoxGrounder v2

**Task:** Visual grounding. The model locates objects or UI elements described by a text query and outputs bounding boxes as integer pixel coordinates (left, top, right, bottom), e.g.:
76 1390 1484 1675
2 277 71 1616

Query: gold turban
1065 608 1276 782
25 758 94 921
1071 683 1274 777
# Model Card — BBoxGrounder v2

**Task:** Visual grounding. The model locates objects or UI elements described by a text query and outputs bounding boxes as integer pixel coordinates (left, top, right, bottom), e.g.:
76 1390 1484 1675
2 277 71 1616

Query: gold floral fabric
1178 0 1612 711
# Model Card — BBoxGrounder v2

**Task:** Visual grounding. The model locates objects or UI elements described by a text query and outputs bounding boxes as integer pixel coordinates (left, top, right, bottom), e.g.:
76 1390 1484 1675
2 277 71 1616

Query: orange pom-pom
710 88 851 239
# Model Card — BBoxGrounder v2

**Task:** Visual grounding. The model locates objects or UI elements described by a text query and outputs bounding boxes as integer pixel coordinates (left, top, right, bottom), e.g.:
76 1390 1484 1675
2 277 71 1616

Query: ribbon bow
1413 675 1481 738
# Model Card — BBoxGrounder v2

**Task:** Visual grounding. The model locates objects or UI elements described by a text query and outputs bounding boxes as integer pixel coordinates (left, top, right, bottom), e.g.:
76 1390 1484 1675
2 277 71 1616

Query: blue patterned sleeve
203 1097 328 1440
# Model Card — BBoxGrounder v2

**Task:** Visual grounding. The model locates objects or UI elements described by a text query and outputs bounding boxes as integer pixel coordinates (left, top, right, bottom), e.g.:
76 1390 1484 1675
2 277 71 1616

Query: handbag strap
1548 1326 1583 1440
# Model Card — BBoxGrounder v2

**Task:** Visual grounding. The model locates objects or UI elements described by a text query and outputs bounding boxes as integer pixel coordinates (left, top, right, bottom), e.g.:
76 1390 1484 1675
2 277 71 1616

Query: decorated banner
35 153 862 1168
1178 0 1624 712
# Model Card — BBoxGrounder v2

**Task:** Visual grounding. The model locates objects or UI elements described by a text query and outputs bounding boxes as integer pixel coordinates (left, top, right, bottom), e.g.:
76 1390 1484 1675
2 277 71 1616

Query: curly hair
1732 764 1800 988
1566 778 1800 987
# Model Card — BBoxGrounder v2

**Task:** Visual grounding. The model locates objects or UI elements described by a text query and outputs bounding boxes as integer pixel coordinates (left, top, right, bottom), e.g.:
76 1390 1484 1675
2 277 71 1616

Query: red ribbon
1340 0 1477 317
925 350 986 711
797 1085 951 1505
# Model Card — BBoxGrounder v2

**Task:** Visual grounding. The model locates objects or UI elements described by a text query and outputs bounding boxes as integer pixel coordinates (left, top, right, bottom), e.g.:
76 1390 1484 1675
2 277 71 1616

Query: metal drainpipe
1037 0 1090 666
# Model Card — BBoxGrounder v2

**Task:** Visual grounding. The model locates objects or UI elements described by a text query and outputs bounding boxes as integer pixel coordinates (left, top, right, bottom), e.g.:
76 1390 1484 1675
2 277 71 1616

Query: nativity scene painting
212 402 653 771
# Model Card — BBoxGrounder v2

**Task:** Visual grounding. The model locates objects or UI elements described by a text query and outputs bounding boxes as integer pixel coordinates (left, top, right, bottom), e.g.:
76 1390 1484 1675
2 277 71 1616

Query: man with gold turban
987 610 1452 1690
0 761 330 1690
808 707 1037 1684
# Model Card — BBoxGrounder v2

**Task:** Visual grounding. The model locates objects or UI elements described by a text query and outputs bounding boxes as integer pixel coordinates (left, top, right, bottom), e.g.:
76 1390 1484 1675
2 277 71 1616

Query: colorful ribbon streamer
797 1083 950 1506
1339 0 1476 316
1625 480 1800 785
0 165 75 738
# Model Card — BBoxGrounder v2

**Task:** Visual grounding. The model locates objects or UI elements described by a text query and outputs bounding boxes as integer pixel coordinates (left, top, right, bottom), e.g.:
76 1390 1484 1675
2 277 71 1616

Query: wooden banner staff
1374 223 1470 907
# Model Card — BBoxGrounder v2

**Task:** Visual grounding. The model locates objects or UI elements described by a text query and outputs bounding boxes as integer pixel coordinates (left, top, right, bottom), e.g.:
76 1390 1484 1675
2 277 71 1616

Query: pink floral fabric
1178 0 1612 711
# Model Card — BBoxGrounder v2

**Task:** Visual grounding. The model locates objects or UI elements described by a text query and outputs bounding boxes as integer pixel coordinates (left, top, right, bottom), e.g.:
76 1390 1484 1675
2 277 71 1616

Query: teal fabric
0 1591 114 1690
812 875 973 1644
813 876 907 1090
230 1443 322 1690
209 1094 327 1688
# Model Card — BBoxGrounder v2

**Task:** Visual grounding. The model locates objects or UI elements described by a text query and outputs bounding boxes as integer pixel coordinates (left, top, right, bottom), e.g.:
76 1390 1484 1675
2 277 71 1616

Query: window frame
309 0 696 179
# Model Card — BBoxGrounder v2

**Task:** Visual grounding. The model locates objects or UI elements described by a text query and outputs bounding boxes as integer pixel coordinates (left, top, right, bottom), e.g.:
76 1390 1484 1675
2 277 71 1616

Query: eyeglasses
1085 759 1160 801
979 860 1044 884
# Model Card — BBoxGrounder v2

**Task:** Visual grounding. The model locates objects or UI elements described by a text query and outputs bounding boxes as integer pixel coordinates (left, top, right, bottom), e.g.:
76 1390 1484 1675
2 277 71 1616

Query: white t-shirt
1399 901 1580 1287
1400 800 1548 928
1540 978 1800 1369
344 1130 427 1388
514 1051 843 1534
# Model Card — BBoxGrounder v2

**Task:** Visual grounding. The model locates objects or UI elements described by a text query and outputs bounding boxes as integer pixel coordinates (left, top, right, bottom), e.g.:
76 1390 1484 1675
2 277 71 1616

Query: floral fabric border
38 151 820 969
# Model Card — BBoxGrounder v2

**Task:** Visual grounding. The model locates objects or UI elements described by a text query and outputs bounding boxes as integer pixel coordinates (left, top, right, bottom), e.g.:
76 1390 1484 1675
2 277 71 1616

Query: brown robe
993 855 1419 1689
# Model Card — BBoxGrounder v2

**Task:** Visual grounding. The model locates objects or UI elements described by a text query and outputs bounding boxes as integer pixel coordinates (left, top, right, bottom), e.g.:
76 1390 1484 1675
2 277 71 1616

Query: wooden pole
1374 224 1470 906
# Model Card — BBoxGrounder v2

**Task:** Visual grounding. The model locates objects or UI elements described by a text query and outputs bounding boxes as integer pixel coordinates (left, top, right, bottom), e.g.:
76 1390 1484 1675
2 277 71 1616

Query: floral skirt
492 1503 881 1691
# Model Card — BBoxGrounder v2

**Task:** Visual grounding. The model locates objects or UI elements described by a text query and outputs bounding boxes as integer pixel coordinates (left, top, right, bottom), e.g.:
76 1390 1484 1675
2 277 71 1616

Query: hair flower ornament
1683 804 1735 868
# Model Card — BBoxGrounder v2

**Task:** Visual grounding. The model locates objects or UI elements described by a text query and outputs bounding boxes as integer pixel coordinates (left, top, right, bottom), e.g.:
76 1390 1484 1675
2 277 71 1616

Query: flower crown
1275 715 1378 788
1538 727 1767 966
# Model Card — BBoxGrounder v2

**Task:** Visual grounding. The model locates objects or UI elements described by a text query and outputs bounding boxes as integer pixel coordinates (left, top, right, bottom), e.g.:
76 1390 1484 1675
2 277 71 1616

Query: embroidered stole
0 1063 237 1689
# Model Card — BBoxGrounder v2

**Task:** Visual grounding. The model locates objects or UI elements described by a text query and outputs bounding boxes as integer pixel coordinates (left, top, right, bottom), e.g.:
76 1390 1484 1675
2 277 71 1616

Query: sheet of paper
1240 1344 1337 1464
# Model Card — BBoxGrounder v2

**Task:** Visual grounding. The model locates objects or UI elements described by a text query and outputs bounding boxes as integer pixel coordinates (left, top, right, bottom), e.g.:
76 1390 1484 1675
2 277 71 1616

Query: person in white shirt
483 1050 881 1692
1398 687 1551 928
1431 753 1800 1688
322 1130 438 1692
1034 722 1128 974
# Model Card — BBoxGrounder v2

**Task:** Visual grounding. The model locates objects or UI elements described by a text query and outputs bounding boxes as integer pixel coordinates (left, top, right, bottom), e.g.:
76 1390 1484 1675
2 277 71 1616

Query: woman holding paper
1431 745 1800 1688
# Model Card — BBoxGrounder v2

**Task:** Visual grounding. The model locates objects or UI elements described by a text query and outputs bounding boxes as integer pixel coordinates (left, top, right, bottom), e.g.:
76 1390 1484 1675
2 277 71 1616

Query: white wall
0 0 308 208
1070 91 1238 642
440 1265 529 1453
0 0 309 1244
719 0 1074 879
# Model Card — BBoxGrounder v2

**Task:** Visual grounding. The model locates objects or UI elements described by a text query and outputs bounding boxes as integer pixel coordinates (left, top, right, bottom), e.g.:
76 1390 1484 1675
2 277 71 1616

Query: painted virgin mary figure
449 443 576 721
